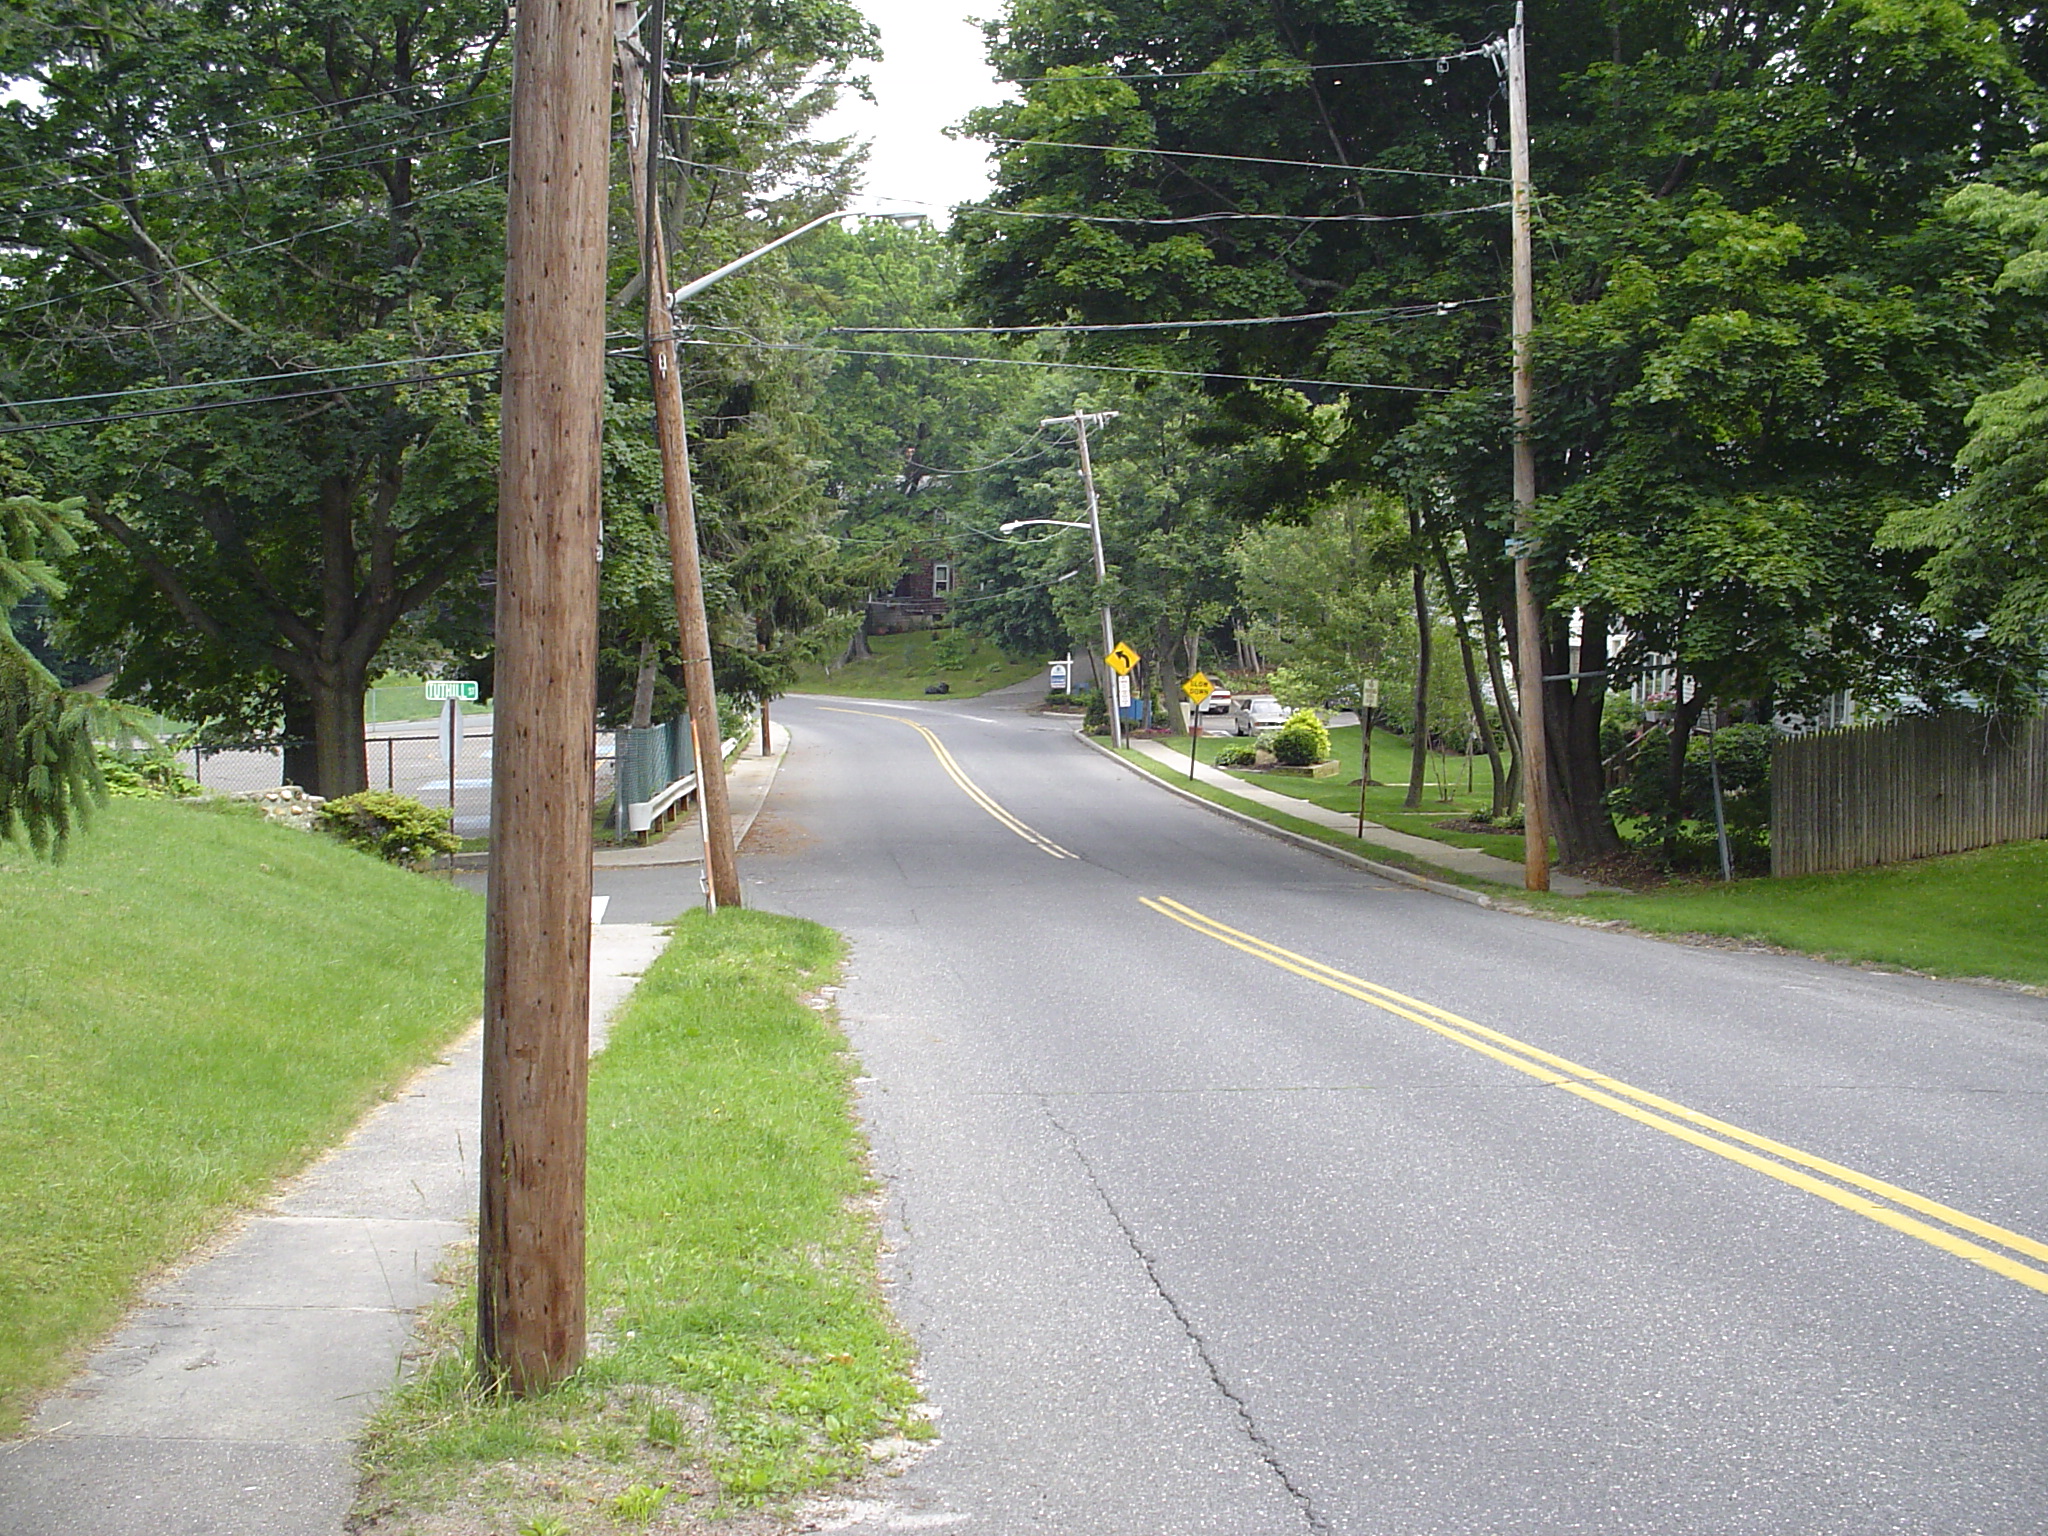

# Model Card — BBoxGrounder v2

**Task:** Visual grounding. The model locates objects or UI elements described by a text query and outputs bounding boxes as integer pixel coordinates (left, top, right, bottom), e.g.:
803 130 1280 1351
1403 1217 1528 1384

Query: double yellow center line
1143 895 2048 1297
822 707 1076 859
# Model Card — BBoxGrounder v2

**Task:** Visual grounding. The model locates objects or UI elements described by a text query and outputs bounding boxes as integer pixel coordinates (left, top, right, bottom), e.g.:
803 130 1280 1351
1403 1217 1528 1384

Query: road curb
1077 731 1500 909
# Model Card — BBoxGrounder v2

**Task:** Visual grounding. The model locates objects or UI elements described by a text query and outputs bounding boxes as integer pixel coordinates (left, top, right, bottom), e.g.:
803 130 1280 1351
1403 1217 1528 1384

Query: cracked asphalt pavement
658 687 2048 1535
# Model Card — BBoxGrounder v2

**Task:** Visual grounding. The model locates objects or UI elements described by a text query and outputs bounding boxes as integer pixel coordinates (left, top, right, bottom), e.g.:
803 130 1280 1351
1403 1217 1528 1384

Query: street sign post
1182 672 1214 779
1357 677 1382 838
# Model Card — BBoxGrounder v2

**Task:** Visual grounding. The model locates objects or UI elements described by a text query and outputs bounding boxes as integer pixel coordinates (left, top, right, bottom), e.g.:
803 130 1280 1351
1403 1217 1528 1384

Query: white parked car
1197 685 1233 715
1225 694 1290 737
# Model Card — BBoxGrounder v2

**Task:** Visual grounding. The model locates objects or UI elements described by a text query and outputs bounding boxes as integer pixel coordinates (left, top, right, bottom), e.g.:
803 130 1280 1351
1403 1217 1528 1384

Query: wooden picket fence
1771 711 2048 878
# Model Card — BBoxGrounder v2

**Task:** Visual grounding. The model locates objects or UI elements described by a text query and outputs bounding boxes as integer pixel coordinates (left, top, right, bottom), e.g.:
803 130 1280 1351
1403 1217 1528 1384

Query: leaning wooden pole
614 0 743 909
1507 5 1550 892
478 0 610 1393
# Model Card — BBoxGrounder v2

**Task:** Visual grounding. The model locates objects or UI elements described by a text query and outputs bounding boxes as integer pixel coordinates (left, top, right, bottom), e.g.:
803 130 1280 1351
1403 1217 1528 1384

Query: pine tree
1 494 104 858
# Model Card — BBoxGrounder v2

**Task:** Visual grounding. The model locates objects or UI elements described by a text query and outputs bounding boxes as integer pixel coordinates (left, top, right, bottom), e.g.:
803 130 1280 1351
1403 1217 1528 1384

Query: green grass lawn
1531 839 2048 988
0 798 484 1433
358 909 925 1528
1133 733 2048 989
1170 721 1526 858
789 631 1043 700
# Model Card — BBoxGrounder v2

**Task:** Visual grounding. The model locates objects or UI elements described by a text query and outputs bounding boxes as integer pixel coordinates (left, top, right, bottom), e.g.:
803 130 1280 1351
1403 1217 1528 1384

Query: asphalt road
605 685 2048 1536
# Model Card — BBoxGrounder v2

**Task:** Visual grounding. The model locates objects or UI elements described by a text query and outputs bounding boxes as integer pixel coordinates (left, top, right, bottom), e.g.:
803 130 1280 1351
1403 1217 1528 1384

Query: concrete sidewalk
0 934 673 1536
1125 737 1618 898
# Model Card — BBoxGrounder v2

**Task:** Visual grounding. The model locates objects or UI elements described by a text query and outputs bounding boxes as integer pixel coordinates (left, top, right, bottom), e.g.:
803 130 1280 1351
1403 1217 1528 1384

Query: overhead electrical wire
958 202 1508 228
0 170 509 321
0 361 503 436
826 297 1503 337
995 44 1494 85
678 332 1456 395
915 427 1059 479
988 138 1505 183
0 88 511 208
2 125 511 230
747 41 1494 94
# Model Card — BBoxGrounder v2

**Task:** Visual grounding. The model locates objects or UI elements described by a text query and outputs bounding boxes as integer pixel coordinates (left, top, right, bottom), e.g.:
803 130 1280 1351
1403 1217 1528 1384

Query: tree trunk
1478 595 1520 821
1403 550 1431 811
281 689 318 793
309 665 370 799
629 638 657 729
1662 686 1707 865
1153 618 1186 732
1540 610 1623 866
1435 540 1505 819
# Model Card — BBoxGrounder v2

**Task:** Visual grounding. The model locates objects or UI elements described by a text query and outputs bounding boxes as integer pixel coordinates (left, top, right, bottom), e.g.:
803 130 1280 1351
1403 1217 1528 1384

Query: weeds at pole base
355 910 932 1533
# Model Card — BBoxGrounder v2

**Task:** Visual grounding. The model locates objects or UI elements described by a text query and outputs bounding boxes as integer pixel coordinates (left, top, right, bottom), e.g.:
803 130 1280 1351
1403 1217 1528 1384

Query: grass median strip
0 798 484 1434
1113 744 1502 894
357 909 925 1532
1118 738 2048 991
1525 839 2048 989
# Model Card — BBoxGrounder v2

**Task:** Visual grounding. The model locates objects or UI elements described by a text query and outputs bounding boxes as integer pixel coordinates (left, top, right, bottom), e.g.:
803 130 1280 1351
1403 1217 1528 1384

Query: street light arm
670 209 846 303
998 518 1090 533
670 209 922 305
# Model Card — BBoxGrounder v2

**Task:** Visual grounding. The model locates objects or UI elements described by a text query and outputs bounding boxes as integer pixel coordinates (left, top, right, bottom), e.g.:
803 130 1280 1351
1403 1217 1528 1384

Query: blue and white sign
1049 659 1071 693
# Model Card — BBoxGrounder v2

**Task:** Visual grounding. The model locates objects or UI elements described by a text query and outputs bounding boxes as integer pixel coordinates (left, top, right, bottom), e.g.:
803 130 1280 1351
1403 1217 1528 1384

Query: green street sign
424 680 479 702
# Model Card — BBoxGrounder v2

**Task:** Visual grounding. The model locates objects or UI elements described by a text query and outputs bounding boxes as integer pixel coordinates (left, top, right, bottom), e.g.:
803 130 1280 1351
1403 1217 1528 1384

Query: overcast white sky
816 0 1012 221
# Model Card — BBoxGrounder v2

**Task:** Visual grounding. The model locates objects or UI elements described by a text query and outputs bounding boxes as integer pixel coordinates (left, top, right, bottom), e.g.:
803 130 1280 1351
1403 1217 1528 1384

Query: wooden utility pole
1507 4 1550 893
479 0 610 1393
614 0 743 909
1042 407 1124 748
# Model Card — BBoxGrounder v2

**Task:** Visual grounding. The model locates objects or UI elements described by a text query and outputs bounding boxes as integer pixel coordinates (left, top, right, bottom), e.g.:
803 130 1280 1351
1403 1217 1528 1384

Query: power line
680 331 1456 395
954 202 1509 228
0 171 509 321
917 427 1059 479
828 297 1503 337
0 347 510 412
0 362 503 435
996 43 1494 86
0 88 512 209
1 122 511 232
986 138 1505 183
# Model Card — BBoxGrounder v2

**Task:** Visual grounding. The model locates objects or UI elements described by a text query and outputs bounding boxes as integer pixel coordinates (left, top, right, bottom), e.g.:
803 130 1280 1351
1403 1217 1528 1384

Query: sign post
426 682 476 878
1182 672 1214 779
1356 677 1382 838
1105 642 1141 737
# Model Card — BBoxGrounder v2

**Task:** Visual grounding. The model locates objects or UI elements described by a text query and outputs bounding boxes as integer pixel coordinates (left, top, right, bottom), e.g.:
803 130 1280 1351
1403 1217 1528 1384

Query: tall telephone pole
1507 4 1551 892
479 0 610 1392
1041 407 1123 749
614 0 743 909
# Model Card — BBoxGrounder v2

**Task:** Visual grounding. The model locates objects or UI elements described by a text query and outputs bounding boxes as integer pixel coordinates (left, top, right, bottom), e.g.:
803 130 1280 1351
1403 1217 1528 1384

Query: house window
931 562 954 595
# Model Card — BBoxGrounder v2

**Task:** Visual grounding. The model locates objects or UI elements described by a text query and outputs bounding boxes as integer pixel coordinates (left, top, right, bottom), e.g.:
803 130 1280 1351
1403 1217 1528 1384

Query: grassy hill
0 798 484 1432
789 630 1043 699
